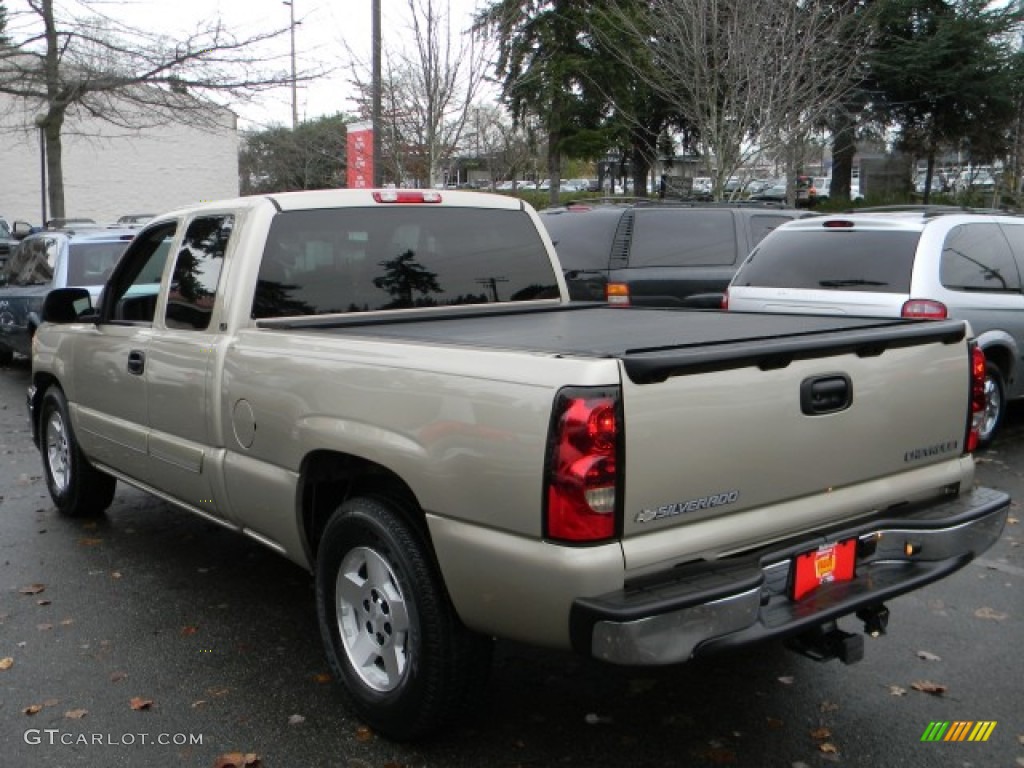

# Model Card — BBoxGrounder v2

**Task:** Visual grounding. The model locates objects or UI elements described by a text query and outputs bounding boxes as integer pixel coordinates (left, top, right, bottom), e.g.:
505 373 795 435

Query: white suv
724 206 1024 446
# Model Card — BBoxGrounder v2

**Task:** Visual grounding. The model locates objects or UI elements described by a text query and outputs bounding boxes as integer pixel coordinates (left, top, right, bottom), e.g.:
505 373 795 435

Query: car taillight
606 283 630 306
372 190 442 203
721 289 730 310
901 299 947 319
967 343 986 453
545 387 621 543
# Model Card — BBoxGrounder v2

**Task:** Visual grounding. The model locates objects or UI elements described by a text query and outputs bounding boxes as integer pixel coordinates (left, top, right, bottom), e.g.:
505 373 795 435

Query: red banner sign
346 121 374 189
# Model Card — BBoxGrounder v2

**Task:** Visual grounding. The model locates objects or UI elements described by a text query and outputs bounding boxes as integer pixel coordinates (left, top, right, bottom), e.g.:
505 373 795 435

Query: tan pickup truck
28 189 1009 740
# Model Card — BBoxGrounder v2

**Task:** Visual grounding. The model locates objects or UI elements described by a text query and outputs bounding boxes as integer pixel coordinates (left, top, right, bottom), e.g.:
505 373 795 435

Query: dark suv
538 200 814 307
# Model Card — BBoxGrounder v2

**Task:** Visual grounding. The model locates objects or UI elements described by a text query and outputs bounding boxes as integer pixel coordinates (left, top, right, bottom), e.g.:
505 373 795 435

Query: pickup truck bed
264 303 964 382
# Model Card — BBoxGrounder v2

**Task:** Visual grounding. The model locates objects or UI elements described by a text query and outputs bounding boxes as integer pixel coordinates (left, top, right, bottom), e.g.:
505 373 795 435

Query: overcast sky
8 0 486 130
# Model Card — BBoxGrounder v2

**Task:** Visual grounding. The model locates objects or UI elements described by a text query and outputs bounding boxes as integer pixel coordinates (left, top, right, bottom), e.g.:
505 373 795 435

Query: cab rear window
253 207 559 318
732 230 921 292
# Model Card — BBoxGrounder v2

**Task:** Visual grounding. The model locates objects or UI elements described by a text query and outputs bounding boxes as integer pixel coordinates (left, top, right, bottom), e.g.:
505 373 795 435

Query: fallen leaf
23 704 42 716
287 714 305 725
766 717 785 729
59 618 74 626
110 671 128 683
1007 515 1019 524
916 650 942 661
43 699 59 707
19 584 46 595
191 700 207 708
36 599 51 606
111 571 122 580
810 727 832 741
819 742 839 754
700 746 737 764
213 753 262 768
78 537 103 547
819 700 839 713
64 709 88 719
974 607 1008 621
129 697 153 711
777 675 795 685
207 686 231 698
312 673 331 684
37 623 53 631
888 685 908 696
911 680 948 696
355 725 374 742
180 625 198 637
0 657 13 670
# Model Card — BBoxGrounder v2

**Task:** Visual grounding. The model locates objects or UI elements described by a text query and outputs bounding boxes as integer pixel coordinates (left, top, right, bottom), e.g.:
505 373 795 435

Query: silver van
725 207 1024 445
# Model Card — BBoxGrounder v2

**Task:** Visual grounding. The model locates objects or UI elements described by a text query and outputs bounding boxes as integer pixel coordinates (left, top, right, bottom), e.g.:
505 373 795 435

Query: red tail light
967 343 986 453
545 387 621 542
721 289 730 310
901 299 947 319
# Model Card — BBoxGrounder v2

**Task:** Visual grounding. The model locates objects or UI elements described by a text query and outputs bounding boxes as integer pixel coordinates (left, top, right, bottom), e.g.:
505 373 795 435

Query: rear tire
977 362 1005 449
39 387 116 516
315 495 492 740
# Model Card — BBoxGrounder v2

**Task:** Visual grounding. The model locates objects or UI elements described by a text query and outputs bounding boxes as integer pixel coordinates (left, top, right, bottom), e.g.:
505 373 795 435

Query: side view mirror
42 288 93 323
12 221 35 240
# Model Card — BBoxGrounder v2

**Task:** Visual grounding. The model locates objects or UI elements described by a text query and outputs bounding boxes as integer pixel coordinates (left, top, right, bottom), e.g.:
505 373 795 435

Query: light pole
372 0 382 187
34 114 48 226
283 0 298 129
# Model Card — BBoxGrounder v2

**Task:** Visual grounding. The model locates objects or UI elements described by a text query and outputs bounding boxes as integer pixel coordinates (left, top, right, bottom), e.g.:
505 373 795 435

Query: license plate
791 539 856 600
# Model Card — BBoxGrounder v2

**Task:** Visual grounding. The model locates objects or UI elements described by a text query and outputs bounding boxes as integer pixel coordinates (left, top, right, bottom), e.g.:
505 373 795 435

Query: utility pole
372 0 382 186
283 0 298 129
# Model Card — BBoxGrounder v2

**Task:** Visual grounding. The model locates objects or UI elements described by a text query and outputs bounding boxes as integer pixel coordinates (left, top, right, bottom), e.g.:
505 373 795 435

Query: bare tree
0 0 320 219
605 0 870 201
349 0 488 187
466 104 539 187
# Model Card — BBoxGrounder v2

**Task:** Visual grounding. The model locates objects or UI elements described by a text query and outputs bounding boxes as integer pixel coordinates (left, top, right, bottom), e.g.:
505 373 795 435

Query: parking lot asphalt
1 356 1021 768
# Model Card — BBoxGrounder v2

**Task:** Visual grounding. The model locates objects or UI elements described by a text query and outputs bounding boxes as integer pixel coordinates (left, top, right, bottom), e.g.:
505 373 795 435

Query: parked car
45 217 98 230
0 216 17 274
810 176 831 204
724 206 1024 445
114 213 155 227
538 200 814 307
749 176 815 207
0 229 136 364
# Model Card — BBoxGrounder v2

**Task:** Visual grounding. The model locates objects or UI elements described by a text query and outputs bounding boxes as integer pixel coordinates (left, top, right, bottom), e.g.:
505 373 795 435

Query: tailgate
618 321 972 571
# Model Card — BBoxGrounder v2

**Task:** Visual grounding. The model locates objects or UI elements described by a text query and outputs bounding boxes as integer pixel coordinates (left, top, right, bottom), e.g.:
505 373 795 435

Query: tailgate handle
801 374 852 415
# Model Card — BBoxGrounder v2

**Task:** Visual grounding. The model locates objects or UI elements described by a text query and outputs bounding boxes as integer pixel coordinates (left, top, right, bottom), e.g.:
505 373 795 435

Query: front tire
977 362 1005 449
315 495 492 741
39 387 116 516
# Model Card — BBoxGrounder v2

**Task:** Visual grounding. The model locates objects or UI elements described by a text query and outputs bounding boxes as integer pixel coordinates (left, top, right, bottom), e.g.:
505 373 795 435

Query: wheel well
982 344 1012 385
299 451 426 563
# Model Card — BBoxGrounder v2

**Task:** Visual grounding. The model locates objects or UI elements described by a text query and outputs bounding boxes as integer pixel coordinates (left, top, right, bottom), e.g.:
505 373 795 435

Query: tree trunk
44 114 65 221
830 107 856 200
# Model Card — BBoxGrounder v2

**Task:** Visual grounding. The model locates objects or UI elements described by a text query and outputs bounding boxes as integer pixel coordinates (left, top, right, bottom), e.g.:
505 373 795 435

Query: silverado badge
636 491 740 523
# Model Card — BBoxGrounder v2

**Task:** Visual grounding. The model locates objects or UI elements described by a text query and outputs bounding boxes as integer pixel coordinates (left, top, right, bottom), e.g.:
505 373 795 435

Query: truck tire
39 387 116 517
315 495 492 741
978 362 1005 449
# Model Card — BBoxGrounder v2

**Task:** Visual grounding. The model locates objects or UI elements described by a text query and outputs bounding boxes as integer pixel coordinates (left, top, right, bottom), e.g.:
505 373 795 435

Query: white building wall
1 95 239 226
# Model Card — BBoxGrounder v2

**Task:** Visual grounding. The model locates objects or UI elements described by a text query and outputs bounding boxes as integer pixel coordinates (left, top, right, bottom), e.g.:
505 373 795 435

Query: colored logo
921 721 997 742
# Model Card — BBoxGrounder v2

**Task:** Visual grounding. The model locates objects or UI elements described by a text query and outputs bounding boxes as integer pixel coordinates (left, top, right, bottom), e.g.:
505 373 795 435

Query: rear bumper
570 486 1009 665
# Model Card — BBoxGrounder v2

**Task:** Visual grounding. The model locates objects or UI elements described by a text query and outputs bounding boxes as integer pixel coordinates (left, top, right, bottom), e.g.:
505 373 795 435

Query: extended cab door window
103 223 178 324
164 216 233 330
